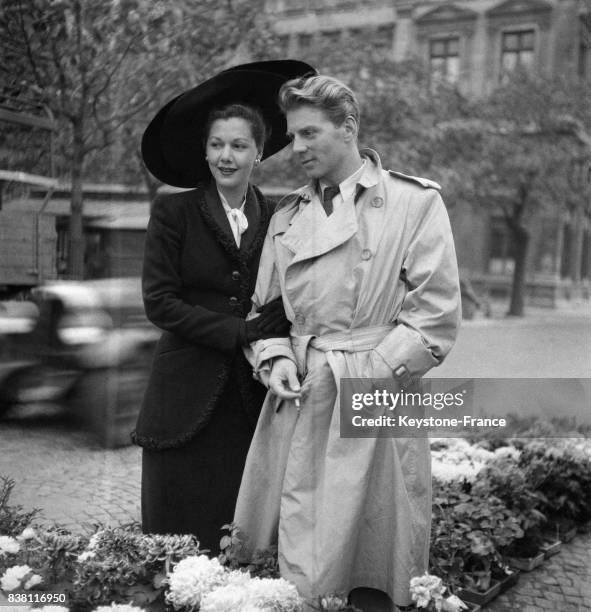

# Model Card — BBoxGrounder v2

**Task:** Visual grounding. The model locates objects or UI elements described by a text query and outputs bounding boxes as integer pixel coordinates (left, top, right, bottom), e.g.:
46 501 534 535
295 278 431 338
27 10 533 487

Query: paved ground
1 303 590 610
0 406 141 530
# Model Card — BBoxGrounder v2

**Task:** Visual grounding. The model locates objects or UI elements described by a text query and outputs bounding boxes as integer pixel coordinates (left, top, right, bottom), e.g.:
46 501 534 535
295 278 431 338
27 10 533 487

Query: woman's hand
241 297 290 345
268 358 301 400
256 297 290 335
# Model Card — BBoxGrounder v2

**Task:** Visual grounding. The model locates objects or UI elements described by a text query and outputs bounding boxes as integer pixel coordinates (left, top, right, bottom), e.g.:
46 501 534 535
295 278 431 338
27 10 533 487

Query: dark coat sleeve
142 194 244 354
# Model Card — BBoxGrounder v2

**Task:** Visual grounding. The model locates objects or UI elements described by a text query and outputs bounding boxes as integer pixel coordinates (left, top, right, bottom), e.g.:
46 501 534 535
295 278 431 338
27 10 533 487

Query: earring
255 157 261 166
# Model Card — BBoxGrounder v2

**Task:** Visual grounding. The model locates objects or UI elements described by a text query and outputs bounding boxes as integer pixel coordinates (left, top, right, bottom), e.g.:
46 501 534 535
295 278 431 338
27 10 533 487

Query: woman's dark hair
204 103 269 151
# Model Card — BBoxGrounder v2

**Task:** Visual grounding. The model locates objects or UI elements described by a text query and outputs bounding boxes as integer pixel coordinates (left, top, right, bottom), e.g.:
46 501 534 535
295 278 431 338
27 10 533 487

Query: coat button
229 296 239 305
361 249 372 261
231 270 241 281
371 196 384 208
294 312 305 326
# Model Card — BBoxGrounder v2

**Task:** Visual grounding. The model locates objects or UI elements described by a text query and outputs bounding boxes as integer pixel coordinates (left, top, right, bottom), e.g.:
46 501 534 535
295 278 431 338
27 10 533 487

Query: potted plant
456 533 502 606
520 442 591 542
490 561 519 594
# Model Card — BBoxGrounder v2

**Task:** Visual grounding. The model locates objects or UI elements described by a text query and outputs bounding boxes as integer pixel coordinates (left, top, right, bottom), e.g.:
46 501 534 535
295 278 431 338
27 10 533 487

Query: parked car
0 278 159 446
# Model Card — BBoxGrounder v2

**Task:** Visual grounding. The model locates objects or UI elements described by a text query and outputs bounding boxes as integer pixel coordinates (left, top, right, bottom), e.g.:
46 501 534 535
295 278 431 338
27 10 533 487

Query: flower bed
2 431 591 611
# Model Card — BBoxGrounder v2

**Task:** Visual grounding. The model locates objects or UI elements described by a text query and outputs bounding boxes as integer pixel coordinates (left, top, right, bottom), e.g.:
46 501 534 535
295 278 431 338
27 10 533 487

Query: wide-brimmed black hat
141 60 316 188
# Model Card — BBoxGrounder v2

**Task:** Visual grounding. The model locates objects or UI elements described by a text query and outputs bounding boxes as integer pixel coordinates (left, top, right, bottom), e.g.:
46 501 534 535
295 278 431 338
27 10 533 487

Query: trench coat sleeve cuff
252 337 295 372
374 323 440 378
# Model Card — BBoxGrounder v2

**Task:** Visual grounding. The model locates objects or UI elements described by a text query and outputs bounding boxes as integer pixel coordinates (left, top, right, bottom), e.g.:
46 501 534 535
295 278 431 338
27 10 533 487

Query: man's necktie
322 185 340 216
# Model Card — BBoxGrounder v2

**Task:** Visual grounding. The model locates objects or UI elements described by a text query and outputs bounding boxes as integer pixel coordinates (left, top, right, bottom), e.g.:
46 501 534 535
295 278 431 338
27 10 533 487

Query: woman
133 61 314 554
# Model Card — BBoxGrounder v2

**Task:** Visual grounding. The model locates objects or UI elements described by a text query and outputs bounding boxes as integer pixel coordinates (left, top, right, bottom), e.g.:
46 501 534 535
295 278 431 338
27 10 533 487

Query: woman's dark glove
239 297 291 346
256 296 291 334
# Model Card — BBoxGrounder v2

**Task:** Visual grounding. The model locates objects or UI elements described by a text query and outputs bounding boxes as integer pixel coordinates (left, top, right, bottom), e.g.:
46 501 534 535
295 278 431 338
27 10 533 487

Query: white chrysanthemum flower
93 604 145 612
77 550 97 562
0 564 33 591
441 594 468 611
0 535 20 556
200 582 250 612
493 446 520 461
23 573 43 589
431 459 484 483
165 555 229 610
244 577 303 611
19 527 37 541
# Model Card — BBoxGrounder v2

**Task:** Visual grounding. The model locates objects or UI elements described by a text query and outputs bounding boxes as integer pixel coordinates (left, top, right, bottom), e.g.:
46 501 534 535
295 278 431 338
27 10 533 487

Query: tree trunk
68 124 85 280
508 225 529 316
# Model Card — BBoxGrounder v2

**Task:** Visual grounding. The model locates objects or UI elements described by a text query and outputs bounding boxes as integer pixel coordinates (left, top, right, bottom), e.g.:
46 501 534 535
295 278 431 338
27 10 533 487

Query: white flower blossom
200 582 250 612
165 555 229 609
87 530 104 550
441 594 468 612
0 564 34 591
24 573 43 589
493 446 520 461
19 527 37 541
410 573 446 609
244 577 302 611
0 535 20 556
201 575 302 612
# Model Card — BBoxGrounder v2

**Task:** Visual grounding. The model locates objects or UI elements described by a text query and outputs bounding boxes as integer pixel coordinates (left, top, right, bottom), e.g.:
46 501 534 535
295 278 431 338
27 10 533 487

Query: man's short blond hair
278 74 360 129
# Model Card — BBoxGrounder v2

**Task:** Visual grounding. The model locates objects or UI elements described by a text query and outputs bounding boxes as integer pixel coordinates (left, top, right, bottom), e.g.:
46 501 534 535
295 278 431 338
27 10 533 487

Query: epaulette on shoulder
388 170 441 191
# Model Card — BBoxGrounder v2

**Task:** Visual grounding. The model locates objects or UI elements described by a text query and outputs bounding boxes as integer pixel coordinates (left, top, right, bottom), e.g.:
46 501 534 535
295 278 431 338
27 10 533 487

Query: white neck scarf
218 190 248 247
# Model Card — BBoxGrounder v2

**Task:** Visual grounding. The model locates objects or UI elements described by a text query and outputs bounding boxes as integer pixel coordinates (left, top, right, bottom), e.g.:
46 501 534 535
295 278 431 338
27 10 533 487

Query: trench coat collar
279 148 383 264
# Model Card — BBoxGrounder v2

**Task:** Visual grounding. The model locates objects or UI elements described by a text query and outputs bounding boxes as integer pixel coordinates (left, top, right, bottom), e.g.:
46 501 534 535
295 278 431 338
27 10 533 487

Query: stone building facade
265 0 591 305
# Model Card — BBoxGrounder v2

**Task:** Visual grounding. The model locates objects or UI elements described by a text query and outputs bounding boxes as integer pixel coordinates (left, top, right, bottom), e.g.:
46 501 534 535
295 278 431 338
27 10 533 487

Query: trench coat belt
310 324 395 352
290 325 394 374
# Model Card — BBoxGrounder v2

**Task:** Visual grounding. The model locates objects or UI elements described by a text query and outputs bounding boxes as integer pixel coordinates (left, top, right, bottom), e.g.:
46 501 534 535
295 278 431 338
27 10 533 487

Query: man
234 75 461 611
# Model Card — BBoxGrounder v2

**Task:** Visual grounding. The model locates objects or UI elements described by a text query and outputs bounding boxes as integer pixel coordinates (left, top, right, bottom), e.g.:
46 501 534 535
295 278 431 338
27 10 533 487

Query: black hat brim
141 60 315 188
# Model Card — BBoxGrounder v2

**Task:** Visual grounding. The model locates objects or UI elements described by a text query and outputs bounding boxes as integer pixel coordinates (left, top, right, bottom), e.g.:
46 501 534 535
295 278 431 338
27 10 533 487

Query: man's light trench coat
235 149 461 605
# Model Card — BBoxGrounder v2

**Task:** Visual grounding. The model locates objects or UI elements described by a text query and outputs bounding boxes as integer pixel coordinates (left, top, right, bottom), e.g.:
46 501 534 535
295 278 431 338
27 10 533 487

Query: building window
277 34 290 55
501 29 535 74
321 30 342 46
429 37 460 84
375 24 394 49
297 33 313 52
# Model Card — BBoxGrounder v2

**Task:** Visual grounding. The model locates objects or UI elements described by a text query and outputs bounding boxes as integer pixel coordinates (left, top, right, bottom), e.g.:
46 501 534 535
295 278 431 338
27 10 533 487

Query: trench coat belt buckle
308 324 394 353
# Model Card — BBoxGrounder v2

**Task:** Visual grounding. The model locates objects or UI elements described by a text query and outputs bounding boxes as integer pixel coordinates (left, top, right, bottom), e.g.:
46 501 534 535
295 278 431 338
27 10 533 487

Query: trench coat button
371 196 384 208
294 312 305 326
361 249 372 261
229 296 239 305
231 270 241 281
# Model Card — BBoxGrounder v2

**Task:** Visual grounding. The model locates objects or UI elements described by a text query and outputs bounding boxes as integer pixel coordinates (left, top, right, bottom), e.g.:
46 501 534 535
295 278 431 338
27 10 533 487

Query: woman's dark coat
132 180 272 450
